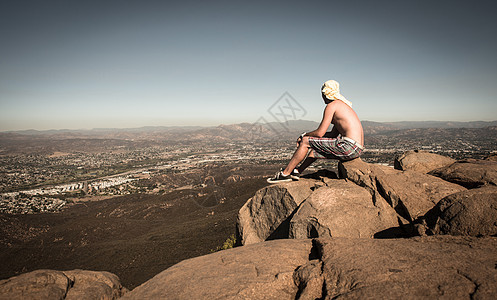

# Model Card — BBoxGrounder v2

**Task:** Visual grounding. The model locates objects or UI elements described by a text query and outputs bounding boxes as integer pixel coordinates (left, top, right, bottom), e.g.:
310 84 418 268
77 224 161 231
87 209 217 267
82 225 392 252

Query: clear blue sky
1 0 496 131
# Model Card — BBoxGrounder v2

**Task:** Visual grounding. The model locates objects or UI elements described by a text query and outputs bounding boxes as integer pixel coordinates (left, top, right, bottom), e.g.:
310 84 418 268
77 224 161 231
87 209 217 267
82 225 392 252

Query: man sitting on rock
268 80 364 183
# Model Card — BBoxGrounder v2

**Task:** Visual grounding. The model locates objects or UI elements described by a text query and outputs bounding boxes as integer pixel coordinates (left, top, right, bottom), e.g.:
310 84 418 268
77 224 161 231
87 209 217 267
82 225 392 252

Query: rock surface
236 179 318 245
0 269 126 300
429 159 497 188
315 236 497 299
237 157 471 244
122 236 497 299
338 158 466 221
394 150 456 173
289 180 402 239
121 239 313 300
426 185 497 236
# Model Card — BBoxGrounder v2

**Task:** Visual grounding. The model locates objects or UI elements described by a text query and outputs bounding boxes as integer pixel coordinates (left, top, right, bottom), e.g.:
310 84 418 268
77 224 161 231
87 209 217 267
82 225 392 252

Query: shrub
212 234 236 252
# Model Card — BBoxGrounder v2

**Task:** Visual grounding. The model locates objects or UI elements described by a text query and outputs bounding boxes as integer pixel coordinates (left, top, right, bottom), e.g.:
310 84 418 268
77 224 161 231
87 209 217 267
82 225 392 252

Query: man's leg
282 137 311 176
297 156 316 173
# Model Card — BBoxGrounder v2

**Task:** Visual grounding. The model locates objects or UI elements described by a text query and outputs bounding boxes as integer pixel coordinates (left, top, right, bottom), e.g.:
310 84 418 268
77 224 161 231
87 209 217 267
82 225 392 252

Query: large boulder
313 236 497 299
289 180 403 239
394 150 455 173
123 237 497 299
122 239 313 300
0 269 126 300
338 158 466 222
236 179 318 245
426 185 497 236
429 159 497 188
63 270 127 300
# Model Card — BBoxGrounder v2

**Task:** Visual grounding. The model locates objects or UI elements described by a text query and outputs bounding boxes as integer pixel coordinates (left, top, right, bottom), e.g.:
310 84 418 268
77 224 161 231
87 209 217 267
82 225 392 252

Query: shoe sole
267 178 293 184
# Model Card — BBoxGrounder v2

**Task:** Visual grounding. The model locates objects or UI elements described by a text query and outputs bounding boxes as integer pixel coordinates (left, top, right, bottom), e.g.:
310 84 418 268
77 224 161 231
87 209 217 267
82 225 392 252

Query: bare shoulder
324 101 340 112
327 100 352 115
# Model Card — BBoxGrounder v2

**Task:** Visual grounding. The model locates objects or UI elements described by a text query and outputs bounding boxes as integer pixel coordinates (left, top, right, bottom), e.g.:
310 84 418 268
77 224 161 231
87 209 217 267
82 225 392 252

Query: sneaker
267 171 293 184
290 169 300 180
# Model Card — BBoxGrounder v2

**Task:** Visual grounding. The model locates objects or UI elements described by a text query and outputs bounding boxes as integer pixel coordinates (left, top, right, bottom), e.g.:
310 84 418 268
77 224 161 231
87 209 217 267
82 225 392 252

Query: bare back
316 100 364 146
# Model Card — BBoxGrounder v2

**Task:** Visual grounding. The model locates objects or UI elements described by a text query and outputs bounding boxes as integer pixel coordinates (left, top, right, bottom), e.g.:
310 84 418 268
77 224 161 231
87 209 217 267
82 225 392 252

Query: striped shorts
308 136 363 161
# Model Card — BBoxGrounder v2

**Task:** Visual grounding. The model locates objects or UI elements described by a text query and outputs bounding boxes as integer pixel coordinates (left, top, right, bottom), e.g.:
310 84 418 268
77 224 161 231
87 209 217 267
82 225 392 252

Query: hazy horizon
2 119 497 133
1 0 497 131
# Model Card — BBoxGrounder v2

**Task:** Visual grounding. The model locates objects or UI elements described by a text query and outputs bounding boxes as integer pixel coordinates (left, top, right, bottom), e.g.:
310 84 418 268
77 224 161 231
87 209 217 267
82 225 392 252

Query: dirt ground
0 173 271 289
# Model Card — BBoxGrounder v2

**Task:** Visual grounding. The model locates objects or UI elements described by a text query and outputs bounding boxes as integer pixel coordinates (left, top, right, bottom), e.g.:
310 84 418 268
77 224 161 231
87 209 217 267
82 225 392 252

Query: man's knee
301 136 310 146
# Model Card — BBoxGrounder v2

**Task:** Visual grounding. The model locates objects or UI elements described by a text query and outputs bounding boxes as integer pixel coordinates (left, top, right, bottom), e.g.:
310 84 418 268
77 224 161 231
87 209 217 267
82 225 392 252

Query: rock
0 270 70 300
236 179 319 245
394 150 456 173
63 270 127 300
123 237 497 299
429 159 497 188
293 260 324 300
223 174 243 184
425 185 497 236
0 269 126 300
337 158 384 194
203 176 216 186
238 160 466 242
289 180 403 239
338 158 466 221
313 236 497 299
121 239 313 300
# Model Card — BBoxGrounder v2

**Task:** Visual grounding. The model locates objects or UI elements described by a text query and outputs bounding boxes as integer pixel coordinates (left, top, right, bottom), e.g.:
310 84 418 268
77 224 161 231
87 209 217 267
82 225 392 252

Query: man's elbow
315 130 326 138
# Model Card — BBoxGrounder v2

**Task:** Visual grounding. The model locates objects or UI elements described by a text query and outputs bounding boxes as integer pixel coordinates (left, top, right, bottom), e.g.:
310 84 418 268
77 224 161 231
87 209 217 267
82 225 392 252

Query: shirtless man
267 80 364 183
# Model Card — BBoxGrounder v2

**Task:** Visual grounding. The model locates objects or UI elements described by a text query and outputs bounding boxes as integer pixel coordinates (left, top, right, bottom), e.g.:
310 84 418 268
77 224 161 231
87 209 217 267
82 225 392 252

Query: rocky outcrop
314 236 497 299
0 269 126 300
237 157 470 245
394 150 456 173
425 185 497 236
429 159 497 188
122 236 497 299
289 180 402 239
223 174 243 184
338 158 466 221
236 179 318 245
121 239 313 299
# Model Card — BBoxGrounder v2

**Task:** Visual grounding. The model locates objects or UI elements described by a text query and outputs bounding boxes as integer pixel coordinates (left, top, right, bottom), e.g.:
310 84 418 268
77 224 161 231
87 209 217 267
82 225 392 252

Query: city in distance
1 119 496 213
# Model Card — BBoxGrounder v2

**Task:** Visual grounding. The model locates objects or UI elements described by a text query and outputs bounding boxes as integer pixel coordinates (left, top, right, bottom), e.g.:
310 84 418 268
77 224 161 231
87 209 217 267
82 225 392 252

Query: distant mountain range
361 120 497 133
2 120 496 142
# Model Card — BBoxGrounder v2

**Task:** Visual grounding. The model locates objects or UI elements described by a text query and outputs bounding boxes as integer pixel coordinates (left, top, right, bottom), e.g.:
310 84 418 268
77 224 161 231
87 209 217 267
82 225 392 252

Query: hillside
0 164 276 289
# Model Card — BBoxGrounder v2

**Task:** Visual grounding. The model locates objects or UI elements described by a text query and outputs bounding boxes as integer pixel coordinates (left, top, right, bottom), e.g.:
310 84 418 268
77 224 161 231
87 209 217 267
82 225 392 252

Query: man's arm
323 126 339 138
305 103 335 137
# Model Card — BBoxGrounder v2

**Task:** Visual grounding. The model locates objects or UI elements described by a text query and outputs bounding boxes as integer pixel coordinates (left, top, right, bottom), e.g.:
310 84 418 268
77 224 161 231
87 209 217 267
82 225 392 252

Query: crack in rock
293 239 327 300
61 271 75 299
456 270 480 300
